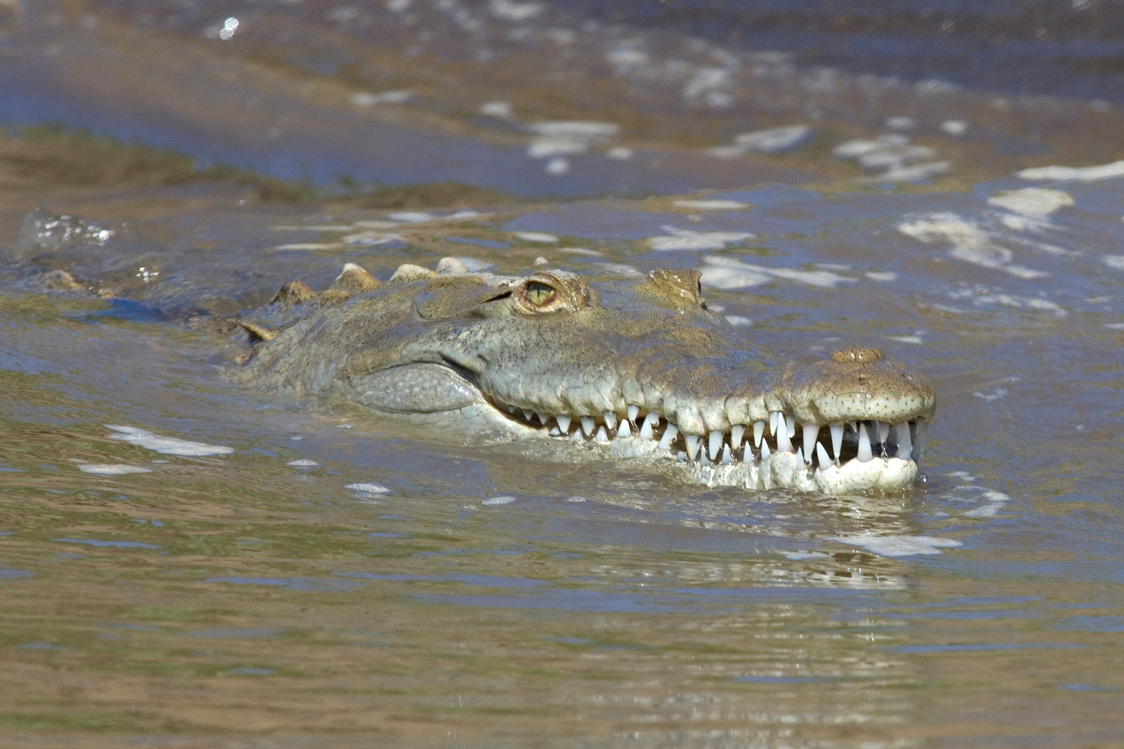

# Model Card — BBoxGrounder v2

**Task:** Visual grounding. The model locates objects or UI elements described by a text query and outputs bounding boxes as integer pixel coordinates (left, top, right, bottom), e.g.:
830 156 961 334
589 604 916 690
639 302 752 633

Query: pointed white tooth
594 426 610 443
830 424 844 463
550 426 561 436
785 415 796 438
523 409 534 421
816 442 831 471
795 447 804 467
753 420 765 447
777 423 793 453
685 434 701 461
876 420 890 444
730 425 746 450
802 423 819 465
581 416 595 437
556 415 572 434
769 411 780 436
537 412 549 425
639 413 657 440
742 439 753 461
721 444 733 464
658 423 679 451
627 404 640 422
857 423 873 462
914 420 928 460
603 411 617 431
617 419 631 438
571 429 583 442
708 431 724 461
895 421 912 461
850 421 859 433
760 440 771 461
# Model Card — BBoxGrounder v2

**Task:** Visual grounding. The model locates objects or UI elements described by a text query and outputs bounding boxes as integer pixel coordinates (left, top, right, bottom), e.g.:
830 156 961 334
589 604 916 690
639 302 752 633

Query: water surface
0 1 1122 747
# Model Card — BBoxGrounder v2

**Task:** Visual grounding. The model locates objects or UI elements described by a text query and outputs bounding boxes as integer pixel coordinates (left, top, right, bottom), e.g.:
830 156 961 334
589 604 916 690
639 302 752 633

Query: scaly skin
237 260 936 494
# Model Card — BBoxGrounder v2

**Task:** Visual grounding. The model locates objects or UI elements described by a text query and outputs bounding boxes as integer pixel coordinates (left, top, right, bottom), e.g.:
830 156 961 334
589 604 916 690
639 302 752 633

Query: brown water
1 1 1123 747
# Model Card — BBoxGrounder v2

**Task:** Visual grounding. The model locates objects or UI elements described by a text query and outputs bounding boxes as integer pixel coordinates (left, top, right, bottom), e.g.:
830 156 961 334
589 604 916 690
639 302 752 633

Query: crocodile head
237 260 935 494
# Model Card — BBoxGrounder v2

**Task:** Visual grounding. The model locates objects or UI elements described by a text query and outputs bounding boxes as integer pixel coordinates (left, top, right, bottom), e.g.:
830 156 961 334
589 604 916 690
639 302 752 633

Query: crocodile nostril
830 346 885 363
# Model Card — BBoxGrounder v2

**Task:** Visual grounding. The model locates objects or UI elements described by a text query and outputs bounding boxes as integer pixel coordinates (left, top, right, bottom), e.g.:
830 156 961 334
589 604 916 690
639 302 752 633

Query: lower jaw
607 439 920 494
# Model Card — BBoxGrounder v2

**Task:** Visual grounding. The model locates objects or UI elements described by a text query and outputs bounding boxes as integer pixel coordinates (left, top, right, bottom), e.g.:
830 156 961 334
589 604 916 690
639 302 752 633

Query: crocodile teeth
708 431 724 461
857 423 873 463
914 420 928 460
603 411 617 431
876 420 890 445
753 420 765 447
720 444 733 465
785 414 796 439
581 416 595 437
816 442 832 470
776 422 793 453
830 424 843 463
895 421 912 461
685 434 701 461
523 409 534 421
759 440 771 461
627 404 640 422
594 426 610 443
639 413 658 440
556 415 571 434
730 424 745 450
769 411 780 437
537 412 550 425
802 423 819 465
659 423 679 451
617 419 631 438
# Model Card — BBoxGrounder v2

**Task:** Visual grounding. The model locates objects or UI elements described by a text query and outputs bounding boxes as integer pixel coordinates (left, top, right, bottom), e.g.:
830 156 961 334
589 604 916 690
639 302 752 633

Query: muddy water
1 1 1123 747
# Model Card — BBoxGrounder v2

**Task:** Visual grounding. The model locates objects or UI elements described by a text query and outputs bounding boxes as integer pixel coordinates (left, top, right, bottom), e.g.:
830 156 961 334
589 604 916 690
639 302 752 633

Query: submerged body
237 260 935 494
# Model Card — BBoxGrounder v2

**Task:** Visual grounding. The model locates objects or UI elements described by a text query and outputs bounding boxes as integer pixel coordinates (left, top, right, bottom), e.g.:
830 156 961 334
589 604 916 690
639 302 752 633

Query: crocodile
234 258 935 494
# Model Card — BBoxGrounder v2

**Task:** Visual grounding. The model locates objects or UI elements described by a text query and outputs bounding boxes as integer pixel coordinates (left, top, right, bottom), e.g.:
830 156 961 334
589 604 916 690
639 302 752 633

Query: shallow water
1 1 1123 747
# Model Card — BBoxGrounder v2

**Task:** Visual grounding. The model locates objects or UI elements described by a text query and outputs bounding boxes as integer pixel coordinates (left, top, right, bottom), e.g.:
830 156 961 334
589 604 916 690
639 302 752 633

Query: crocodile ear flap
646 268 706 308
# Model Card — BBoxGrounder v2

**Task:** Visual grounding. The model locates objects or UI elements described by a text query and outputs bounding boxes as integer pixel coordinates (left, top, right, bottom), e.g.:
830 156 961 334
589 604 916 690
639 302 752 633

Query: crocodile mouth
492 401 929 471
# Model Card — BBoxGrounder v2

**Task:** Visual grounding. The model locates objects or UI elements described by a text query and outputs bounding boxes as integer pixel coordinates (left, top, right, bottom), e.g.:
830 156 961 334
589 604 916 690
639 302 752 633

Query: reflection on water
0 0 1122 747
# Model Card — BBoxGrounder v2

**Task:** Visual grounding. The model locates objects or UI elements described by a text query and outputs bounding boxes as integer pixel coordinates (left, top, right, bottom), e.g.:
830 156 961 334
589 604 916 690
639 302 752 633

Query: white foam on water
287 459 320 468
269 243 341 251
730 125 812 153
482 495 517 505
105 426 234 457
488 0 544 22
700 256 854 289
346 482 390 495
724 315 753 326
77 464 153 475
528 121 620 139
683 67 734 107
898 213 1049 279
606 147 633 160
349 90 412 106
1104 256 1124 270
1018 160 1124 182
545 158 569 175
388 211 436 223
527 138 587 158
887 335 924 345
479 100 513 118
647 227 754 251
672 199 750 211
884 116 915 130
514 231 559 243
988 187 1074 215
941 119 968 135
831 534 962 557
834 134 948 182
565 496 587 503
865 271 898 282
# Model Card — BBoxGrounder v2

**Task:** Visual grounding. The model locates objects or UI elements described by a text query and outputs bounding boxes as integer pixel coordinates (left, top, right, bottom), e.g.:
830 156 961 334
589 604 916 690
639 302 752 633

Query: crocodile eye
524 281 556 307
